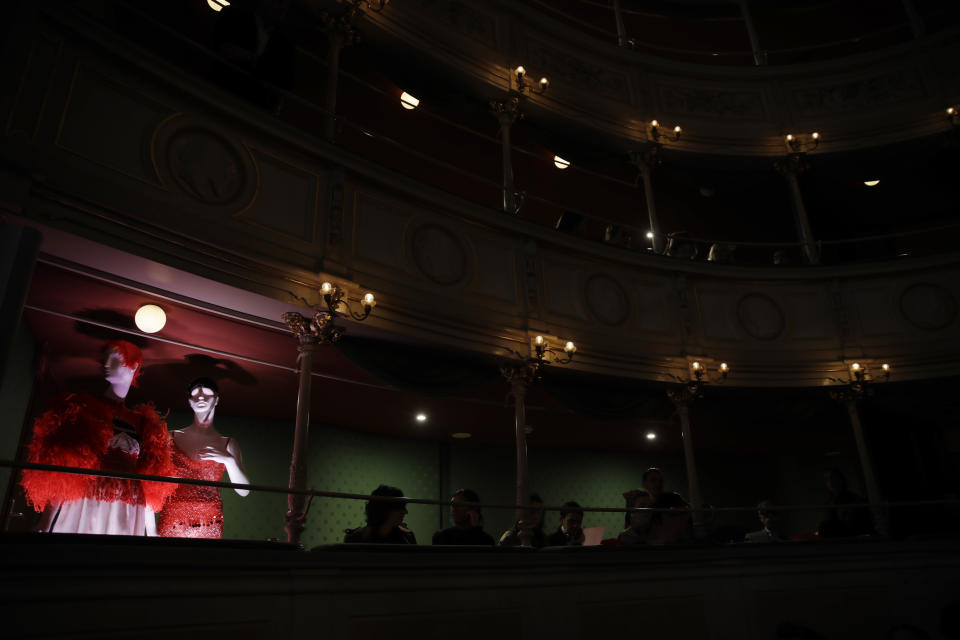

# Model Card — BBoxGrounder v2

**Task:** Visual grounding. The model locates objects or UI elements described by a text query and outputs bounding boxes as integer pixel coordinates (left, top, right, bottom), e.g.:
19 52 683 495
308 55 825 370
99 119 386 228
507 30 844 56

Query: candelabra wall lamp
280 282 377 546
512 65 550 95
667 359 729 538
649 119 682 143
948 106 959 127
784 132 820 154
500 335 576 546
828 361 892 536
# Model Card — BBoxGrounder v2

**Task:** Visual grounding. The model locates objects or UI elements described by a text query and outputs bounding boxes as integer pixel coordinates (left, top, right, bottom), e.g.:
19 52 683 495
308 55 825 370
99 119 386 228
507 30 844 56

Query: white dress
45 432 147 536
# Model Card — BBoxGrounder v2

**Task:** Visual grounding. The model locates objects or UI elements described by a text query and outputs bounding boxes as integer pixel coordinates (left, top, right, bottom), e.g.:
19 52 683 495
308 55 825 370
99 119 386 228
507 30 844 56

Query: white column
845 398 888 535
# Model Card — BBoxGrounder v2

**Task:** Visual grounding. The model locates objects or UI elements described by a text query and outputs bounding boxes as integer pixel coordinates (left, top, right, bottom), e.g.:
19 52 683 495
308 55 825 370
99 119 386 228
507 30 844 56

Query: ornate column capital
628 145 662 172
490 95 523 126
500 360 537 394
774 152 809 178
666 384 698 408
282 311 342 345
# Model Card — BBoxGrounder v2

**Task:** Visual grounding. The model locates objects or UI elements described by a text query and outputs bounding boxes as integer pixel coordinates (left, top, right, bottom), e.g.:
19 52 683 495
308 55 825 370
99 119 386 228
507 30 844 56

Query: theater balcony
1 1 959 638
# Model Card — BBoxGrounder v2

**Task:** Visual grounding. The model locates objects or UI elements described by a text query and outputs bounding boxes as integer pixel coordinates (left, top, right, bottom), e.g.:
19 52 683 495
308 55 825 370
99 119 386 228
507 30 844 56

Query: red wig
104 340 143 387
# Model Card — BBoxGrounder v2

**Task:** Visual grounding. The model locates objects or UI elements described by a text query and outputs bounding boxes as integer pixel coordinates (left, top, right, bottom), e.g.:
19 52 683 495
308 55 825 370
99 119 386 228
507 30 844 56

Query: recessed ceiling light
134 304 166 333
415 413 427 423
863 180 880 187
400 91 419 110
646 432 657 440
451 432 471 439
553 155 570 169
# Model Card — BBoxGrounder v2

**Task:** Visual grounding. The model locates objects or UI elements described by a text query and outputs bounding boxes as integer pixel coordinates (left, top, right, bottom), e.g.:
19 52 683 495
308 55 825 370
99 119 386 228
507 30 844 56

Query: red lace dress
156 442 228 538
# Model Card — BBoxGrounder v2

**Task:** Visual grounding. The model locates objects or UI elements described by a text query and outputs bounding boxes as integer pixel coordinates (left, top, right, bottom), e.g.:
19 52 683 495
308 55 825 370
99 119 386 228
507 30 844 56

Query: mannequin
20 340 175 535
157 378 249 538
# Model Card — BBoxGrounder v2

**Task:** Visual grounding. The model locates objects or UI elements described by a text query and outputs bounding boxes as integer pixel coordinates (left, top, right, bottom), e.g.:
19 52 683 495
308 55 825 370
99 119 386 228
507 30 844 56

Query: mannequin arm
145 506 157 537
224 439 251 497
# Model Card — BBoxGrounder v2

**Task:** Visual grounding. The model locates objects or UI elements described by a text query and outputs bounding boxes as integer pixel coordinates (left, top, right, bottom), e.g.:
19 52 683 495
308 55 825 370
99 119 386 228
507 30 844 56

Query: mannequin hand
196 445 233 465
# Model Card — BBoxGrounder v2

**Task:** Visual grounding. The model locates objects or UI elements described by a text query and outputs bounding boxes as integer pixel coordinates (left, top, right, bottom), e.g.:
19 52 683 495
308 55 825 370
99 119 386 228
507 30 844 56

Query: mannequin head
102 340 142 399
187 377 220 425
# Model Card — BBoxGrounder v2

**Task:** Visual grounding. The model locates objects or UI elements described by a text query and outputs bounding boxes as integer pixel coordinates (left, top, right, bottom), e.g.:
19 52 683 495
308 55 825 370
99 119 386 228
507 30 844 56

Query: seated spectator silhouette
619 489 654 545
344 484 416 544
745 499 784 543
499 493 546 548
642 467 665 501
649 491 693 544
433 488 495 546
818 468 873 538
546 501 585 546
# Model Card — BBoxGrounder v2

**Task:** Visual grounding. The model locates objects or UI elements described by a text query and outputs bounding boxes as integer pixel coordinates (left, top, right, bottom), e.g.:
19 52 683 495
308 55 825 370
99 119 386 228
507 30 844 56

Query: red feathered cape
20 393 176 512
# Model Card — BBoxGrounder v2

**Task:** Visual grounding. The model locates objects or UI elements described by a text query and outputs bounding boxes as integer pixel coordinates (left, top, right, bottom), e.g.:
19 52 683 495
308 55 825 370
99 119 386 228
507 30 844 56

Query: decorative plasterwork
899 283 957 331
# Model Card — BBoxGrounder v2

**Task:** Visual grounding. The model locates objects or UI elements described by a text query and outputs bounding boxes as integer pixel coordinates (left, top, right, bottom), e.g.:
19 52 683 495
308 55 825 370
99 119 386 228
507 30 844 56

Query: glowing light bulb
362 293 376 308
134 304 166 334
720 362 729 372
947 107 956 115
416 413 427 423
535 335 544 346
400 92 419 110
851 362 861 372
691 361 701 371
320 282 333 295
650 120 659 128
864 180 880 187
564 341 576 353
646 432 657 440
646 231 655 239
539 77 549 89
553 155 570 169
786 134 794 142
673 125 681 133
811 132 820 140
515 65 526 79
881 363 890 372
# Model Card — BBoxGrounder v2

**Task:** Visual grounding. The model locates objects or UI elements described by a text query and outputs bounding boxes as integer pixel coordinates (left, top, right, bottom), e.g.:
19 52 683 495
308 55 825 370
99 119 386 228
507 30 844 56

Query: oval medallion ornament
585 274 629 326
411 224 467 285
167 128 246 204
737 293 785 340
900 283 957 331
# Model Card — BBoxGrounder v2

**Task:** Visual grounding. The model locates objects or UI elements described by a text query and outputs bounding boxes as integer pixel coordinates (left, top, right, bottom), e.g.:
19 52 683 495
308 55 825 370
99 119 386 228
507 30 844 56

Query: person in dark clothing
432 488 495 546
498 493 547 547
818 468 873 538
546 501 585 546
344 484 416 544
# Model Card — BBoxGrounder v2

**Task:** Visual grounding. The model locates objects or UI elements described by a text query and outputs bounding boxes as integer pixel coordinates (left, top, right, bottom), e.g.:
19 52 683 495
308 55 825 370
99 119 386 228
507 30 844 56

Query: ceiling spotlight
864 180 880 187
646 432 657 440
399 91 420 110
206 0 230 11
451 432 472 439
553 155 570 169
134 304 166 333
415 413 427 423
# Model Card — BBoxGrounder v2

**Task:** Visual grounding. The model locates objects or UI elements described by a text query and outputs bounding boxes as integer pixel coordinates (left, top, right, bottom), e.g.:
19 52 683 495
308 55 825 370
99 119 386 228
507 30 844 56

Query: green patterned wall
159 412 864 544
